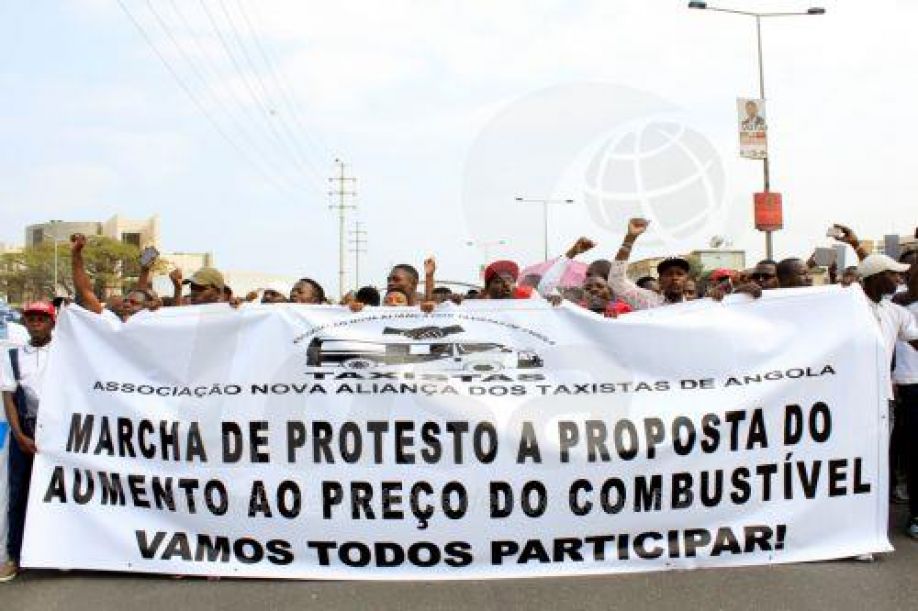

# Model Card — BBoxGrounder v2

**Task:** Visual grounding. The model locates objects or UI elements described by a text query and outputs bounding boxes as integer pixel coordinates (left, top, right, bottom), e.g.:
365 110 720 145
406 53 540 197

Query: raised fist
169 268 183 288
627 218 650 238
70 233 87 253
424 257 436 277
566 237 596 258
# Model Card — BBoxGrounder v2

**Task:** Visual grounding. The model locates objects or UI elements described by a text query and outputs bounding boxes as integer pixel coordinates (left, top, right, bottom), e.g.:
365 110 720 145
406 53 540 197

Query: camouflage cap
183 267 225 291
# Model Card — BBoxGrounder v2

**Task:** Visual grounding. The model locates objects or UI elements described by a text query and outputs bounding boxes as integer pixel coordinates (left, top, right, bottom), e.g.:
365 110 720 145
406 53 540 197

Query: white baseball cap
856 254 910 278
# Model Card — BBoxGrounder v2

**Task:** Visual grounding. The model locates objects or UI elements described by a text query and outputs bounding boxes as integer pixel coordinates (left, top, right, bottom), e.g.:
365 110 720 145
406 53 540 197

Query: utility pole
328 159 356 299
349 220 367 290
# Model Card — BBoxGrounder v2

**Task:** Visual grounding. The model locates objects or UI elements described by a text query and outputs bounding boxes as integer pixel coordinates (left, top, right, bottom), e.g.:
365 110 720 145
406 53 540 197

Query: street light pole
688 2 825 261
515 197 575 260
45 220 63 296
466 239 507 282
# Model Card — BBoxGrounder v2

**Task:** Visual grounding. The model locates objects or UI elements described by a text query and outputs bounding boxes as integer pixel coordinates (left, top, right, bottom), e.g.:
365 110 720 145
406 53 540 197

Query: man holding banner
0 302 56 582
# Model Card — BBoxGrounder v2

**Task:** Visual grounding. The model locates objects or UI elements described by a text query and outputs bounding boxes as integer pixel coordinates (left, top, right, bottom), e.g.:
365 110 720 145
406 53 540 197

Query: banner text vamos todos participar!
23 288 891 579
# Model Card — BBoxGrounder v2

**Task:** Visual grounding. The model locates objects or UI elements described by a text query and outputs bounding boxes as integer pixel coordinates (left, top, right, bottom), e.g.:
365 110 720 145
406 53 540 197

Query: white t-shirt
893 301 918 386
866 296 918 399
0 320 28 349
0 342 53 420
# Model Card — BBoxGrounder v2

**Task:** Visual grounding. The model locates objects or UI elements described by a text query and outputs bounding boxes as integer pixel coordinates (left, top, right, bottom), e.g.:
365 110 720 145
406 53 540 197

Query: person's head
519 274 542 289
432 286 453 304
841 266 860 287
750 259 779 290
656 258 690 301
356 286 381 307
586 259 611 280
387 264 419 301
483 260 519 300
465 289 480 300
383 288 410 306
858 254 909 300
122 288 157 318
22 302 55 344
261 289 287 304
582 275 612 312
339 291 356 306
183 267 226 305
222 286 233 302
709 269 737 294
776 258 812 288
683 279 697 301
635 276 659 293
745 100 758 117
290 278 325 304
106 295 124 317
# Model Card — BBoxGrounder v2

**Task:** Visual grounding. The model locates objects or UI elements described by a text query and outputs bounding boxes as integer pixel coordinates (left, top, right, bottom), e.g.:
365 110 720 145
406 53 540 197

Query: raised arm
423 257 435 303
608 219 662 310
169 268 184 306
70 233 103 314
831 224 869 261
615 218 649 262
537 237 595 297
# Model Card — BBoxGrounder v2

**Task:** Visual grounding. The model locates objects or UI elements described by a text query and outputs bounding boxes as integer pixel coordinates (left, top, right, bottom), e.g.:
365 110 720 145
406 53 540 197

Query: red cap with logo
23 301 57 322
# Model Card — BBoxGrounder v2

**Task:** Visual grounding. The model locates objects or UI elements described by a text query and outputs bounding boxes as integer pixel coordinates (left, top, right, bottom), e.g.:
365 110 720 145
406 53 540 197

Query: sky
1 0 915 296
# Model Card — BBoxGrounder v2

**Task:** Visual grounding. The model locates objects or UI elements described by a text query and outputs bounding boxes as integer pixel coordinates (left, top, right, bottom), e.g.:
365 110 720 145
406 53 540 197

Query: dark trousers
899 384 918 519
6 418 34 563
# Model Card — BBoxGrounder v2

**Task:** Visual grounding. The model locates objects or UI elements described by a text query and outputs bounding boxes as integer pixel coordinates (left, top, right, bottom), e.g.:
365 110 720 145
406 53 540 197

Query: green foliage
684 254 705 280
0 236 156 305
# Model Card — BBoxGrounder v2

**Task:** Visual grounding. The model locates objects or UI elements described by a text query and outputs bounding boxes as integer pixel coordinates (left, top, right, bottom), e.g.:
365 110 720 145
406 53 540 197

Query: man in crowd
483 260 521 300
776 258 813 288
750 260 779 290
387 264 422 306
892 247 918 538
71 233 159 322
289 278 326 305
169 267 226 305
609 218 693 309
0 302 55 581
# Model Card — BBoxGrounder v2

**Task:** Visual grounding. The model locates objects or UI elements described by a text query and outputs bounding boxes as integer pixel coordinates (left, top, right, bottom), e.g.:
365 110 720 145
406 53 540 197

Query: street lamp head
688 1 707 9
514 197 524 201
807 7 826 14
564 199 574 203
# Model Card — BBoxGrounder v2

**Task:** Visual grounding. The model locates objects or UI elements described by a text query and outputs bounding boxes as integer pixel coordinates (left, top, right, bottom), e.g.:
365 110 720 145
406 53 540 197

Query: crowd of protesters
0 219 916 581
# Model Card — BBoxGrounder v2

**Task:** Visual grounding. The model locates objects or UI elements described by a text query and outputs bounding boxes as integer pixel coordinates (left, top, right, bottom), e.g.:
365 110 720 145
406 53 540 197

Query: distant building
26 215 160 249
627 249 746 281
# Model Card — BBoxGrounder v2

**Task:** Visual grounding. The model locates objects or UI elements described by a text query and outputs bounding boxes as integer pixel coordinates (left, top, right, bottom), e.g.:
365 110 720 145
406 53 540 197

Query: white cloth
535 256 569 297
864 296 918 399
0 342 52 419
893 301 918 386
0 321 28 349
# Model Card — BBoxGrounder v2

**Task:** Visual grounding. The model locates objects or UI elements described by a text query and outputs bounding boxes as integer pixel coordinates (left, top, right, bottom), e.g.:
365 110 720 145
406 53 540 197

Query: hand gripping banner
22 287 891 579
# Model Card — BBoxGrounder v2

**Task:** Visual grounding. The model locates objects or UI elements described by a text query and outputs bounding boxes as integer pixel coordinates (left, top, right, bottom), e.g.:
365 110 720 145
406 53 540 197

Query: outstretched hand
424 257 436 277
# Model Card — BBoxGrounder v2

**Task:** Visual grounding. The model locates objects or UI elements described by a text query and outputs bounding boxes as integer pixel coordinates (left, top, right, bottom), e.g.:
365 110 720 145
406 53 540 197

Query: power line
116 0 300 200
144 0 302 195
218 0 328 186
200 0 325 192
233 0 334 166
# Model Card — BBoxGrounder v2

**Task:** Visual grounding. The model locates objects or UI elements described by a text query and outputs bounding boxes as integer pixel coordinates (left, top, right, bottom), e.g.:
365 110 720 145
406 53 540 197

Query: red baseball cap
23 301 56 321
484 260 519 285
710 268 735 283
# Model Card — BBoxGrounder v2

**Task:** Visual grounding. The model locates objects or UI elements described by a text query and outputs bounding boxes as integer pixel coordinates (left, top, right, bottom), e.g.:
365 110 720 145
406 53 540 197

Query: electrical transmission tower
349 220 368 290
328 159 356 299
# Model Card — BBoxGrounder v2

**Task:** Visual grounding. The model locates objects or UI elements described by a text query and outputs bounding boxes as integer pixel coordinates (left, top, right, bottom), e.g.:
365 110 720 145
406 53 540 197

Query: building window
121 232 141 248
32 228 44 245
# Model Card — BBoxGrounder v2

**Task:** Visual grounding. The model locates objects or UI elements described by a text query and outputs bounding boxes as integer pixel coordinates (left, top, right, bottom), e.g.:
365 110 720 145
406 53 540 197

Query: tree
0 236 153 305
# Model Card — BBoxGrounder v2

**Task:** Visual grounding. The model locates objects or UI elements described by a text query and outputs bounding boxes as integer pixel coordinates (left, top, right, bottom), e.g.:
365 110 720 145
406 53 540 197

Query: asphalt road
4 507 916 611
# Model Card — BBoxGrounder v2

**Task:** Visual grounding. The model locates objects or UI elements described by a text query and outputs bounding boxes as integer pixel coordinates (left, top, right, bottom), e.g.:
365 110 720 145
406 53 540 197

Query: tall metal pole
516 197 575 260
756 15 774 260
328 159 356 300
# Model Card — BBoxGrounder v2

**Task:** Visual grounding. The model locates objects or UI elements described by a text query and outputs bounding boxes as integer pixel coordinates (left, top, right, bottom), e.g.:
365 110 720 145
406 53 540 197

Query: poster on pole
738 98 768 159
22 291 891 580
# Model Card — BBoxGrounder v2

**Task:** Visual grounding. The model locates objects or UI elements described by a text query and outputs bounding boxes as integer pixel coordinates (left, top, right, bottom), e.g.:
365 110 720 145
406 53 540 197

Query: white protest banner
22 287 891 579
738 97 768 159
